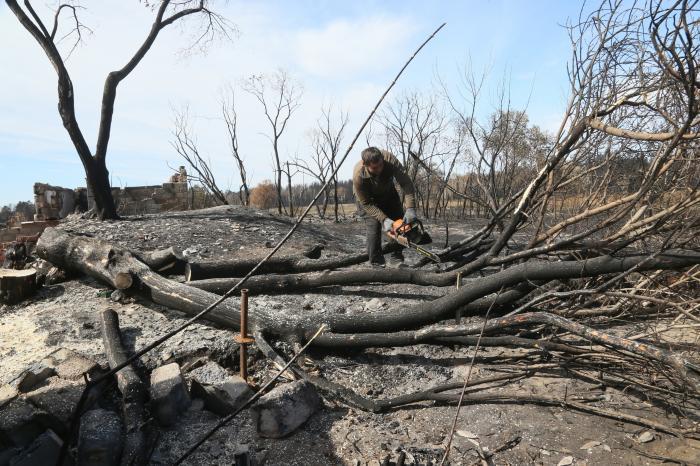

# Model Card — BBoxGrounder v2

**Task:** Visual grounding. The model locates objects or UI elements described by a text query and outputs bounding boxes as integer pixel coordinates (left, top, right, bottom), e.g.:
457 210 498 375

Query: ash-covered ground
1 206 698 465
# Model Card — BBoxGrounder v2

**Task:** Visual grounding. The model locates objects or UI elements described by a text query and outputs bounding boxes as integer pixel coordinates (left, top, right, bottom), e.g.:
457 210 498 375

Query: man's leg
382 194 406 262
366 216 384 265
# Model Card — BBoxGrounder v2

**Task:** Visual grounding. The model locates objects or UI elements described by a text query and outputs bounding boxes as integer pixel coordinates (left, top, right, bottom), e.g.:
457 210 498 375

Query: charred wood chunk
251 380 321 438
0 269 36 304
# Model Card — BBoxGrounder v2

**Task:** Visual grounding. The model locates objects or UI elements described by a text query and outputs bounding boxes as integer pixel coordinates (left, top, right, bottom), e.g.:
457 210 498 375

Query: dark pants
358 192 405 264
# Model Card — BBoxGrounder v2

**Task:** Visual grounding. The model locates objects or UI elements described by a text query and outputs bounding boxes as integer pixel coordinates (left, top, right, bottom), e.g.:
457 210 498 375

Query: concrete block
49 348 100 381
23 377 83 426
9 429 64 466
77 409 122 466
251 380 321 438
149 363 190 427
0 399 57 448
220 376 253 407
188 361 229 385
190 375 253 416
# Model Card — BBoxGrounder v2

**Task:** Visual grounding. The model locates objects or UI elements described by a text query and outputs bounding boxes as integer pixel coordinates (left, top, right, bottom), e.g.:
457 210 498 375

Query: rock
189 361 230 385
190 375 253 416
580 440 601 450
49 348 100 381
251 380 321 438
220 376 253 408
0 399 58 448
557 456 574 466
10 349 99 394
149 363 190 426
109 289 126 303
9 429 64 466
23 377 83 426
364 298 385 311
78 409 123 466
636 431 655 443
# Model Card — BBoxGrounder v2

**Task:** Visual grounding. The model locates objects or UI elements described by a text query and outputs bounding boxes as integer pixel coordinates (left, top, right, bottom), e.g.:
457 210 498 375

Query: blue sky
0 0 582 206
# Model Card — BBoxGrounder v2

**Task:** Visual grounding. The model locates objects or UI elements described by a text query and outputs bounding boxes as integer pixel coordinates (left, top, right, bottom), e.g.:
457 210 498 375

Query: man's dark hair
361 147 383 164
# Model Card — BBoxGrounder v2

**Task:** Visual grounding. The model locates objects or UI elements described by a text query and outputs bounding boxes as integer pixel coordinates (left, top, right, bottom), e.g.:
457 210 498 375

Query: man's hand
403 208 418 224
383 218 394 232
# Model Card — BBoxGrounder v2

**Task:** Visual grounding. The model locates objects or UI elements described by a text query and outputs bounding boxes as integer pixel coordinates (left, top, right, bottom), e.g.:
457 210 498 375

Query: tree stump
0 269 36 304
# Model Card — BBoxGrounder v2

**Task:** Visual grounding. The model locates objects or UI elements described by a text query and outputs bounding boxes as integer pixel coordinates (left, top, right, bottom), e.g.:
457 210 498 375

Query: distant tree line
0 201 36 226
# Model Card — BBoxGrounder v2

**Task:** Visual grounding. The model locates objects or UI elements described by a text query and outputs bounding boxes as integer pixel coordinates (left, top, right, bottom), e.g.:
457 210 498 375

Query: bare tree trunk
6 0 230 220
286 161 294 217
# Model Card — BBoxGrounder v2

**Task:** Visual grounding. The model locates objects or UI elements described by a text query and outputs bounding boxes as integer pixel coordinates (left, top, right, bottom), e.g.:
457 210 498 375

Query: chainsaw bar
411 244 441 263
387 231 441 263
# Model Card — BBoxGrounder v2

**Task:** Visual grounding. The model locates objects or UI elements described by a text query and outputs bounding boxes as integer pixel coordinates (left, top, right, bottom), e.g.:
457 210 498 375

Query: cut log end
114 272 133 290
0 269 37 304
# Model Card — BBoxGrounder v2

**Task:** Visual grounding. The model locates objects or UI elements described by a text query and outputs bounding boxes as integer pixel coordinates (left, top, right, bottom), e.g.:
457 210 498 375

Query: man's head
362 147 384 176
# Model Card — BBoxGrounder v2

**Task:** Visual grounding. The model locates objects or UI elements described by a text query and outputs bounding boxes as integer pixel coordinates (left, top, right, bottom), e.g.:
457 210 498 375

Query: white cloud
295 16 418 79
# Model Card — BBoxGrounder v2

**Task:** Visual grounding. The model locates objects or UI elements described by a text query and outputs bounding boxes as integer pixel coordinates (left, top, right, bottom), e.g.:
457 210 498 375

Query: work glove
403 208 418 224
383 218 394 232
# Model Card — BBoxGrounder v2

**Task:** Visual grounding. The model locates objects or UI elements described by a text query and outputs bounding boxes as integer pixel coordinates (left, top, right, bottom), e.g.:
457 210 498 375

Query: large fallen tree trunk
37 228 700 337
187 267 462 294
185 243 397 280
37 228 700 397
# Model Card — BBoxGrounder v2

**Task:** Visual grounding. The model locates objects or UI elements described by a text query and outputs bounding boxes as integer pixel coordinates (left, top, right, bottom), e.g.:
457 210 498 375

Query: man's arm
383 151 416 209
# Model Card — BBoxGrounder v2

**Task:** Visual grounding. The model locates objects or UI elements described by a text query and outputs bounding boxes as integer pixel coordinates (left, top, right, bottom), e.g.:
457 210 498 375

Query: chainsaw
387 219 441 263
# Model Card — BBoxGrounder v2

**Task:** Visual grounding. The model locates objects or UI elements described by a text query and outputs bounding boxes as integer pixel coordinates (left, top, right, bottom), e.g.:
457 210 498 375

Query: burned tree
293 105 348 220
222 86 250 206
243 69 303 216
5 0 233 219
171 107 229 206
378 91 448 217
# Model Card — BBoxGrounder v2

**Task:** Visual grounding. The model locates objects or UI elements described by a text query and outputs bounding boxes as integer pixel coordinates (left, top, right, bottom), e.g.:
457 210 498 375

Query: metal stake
234 289 254 380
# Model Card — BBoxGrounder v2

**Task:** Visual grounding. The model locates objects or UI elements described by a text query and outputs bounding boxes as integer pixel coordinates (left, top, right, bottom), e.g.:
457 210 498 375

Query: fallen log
37 228 700 338
131 247 185 274
101 309 149 466
185 243 398 280
0 268 36 304
36 230 134 290
187 267 460 294
36 228 700 397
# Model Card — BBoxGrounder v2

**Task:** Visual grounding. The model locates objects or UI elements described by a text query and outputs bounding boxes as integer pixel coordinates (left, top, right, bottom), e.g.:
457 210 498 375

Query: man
353 146 418 267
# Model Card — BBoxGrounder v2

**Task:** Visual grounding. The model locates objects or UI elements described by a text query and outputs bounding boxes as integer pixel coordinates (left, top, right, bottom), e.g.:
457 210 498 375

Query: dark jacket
352 150 416 222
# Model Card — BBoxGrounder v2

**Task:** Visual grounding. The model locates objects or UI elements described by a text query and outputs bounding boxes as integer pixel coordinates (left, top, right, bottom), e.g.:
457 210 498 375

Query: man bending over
353 147 418 267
